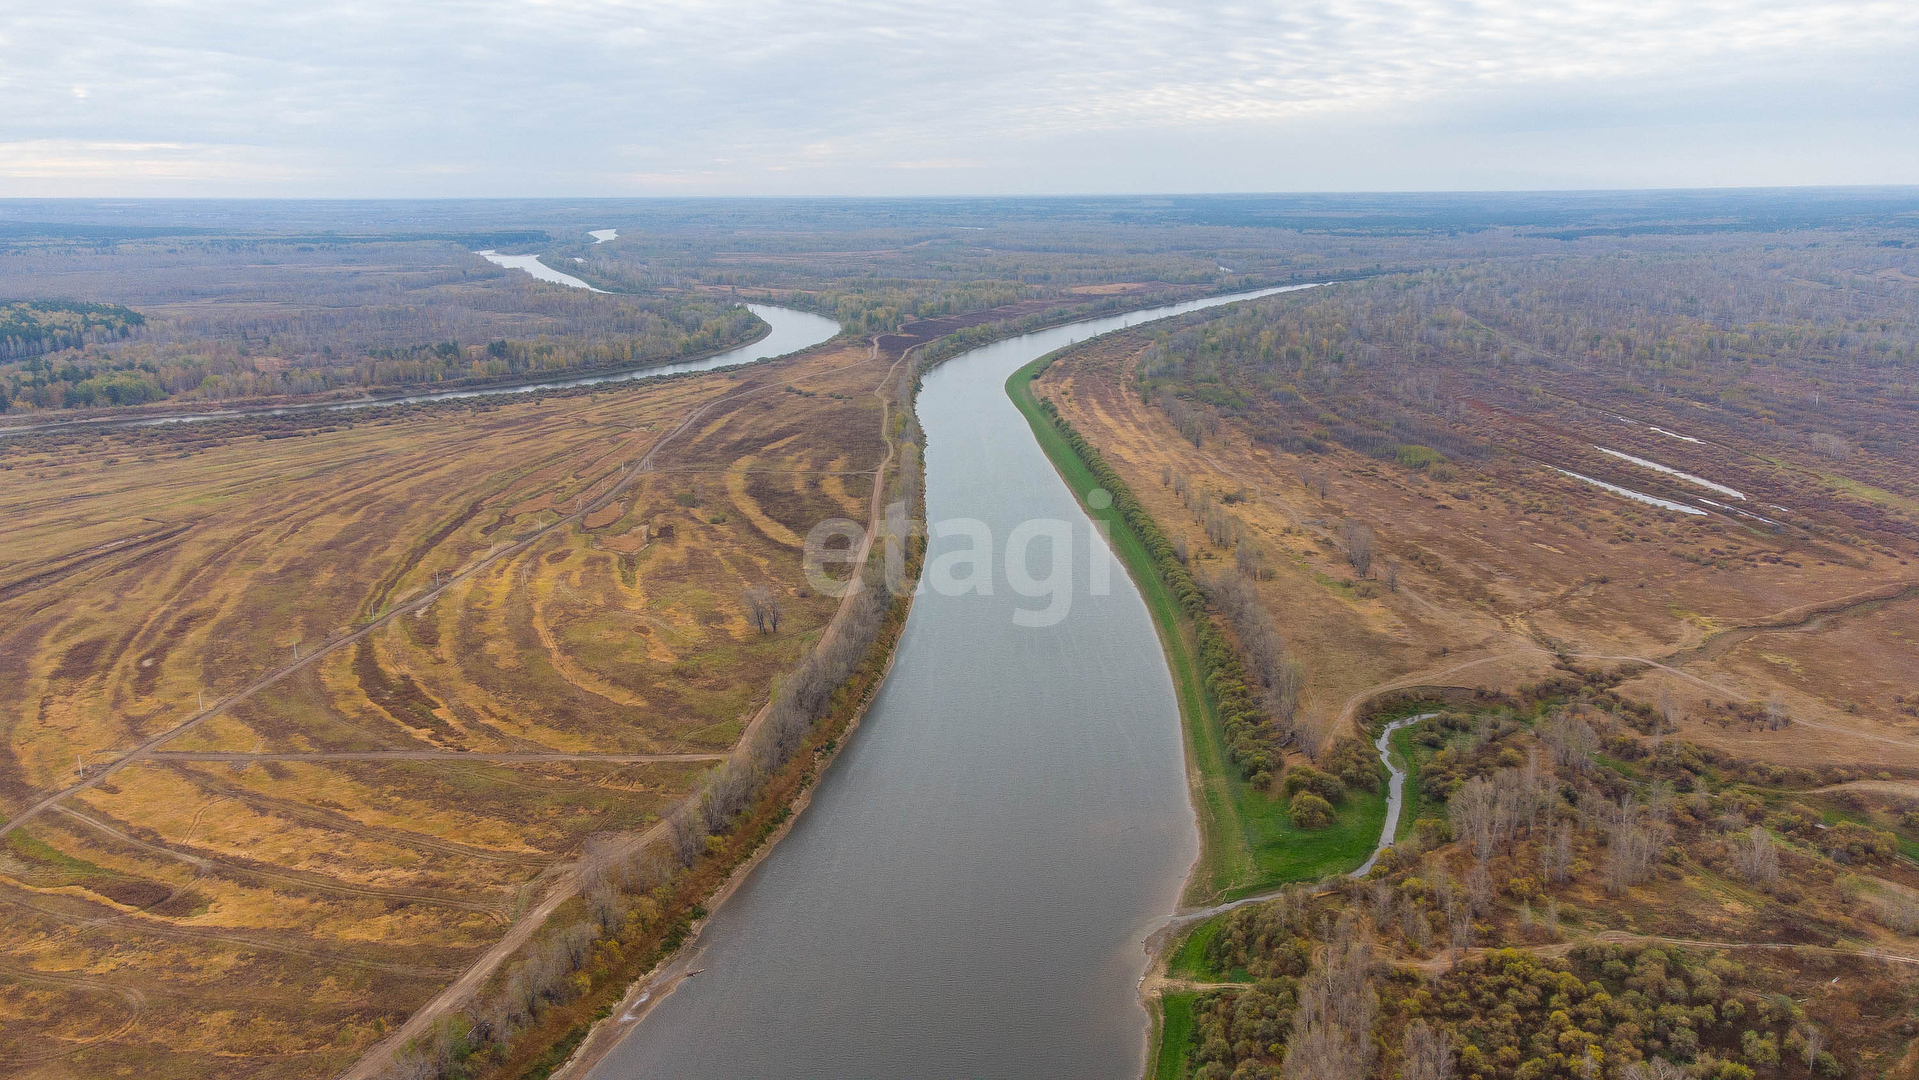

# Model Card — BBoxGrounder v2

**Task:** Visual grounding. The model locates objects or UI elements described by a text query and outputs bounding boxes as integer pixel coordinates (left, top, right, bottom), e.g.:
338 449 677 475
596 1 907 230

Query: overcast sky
3 0 1916 197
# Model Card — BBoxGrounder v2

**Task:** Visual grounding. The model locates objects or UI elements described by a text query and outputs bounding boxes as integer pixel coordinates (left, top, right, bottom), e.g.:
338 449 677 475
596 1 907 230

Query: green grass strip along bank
1008 355 1248 900
1007 354 1385 902
1010 351 1399 1080
1152 992 1200 1080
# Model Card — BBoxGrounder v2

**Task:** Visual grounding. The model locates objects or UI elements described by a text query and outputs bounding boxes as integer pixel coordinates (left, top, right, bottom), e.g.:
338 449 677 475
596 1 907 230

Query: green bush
1282 765 1345 804
1289 792 1335 829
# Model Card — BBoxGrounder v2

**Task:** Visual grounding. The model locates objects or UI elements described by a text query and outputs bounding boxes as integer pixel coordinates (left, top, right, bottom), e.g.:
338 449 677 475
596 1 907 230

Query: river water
590 285 1315 1079
0 304 840 438
476 249 605 291
346 303 840 408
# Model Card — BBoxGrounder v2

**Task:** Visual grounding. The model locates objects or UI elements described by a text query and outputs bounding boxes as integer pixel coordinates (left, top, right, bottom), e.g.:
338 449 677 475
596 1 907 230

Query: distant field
0 339 887 1076
1038 306 1919 772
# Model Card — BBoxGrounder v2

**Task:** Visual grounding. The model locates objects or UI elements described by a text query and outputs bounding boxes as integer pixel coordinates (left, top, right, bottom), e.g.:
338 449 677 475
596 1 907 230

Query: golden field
1037 332 1919 773
0 338 893 1077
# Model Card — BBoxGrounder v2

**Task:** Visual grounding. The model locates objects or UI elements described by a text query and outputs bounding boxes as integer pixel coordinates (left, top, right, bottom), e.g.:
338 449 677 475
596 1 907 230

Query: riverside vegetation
1022 211 1919 1080
1154 699 1919 1080
4 193 1917 1078
0 328 911 1076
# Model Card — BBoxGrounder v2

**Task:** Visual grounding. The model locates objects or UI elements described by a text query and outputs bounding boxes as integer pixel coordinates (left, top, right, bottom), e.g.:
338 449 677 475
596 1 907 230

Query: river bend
0 304 839 438
589 286 1315 1078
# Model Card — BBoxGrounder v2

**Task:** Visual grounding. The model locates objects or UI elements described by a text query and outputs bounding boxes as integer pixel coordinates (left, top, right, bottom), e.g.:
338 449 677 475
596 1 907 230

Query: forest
1169 692 1919 1080
0 237 766 411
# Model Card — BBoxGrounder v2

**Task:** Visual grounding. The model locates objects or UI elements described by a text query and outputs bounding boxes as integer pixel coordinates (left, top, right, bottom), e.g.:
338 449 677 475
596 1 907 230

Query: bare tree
1811 432 1852 460
1730 825 1780 885
1236 540 1267 580
1284 926 1377 1080
1540 820 1574 884
1382 558 1399 592
742 585 783 634
1399 1021 1455 1080
1464 859 1492 914
1604 801 1668 895
742 586 771 633
666 806 706 867
1655 690 1682 750
1801 1026 1827 1069
1767 693 1791 731
1343 521 1376 578
1203 568 1306 730
1447 906 1472 969
1450 775 1498 862
1541 712 1598 771
1624 1057 1690 1080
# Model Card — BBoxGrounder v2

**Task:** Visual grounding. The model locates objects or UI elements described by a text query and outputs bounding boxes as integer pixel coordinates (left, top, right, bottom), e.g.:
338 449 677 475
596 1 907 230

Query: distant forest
0 239 765 411
1 191 1913 413
0 299 144 359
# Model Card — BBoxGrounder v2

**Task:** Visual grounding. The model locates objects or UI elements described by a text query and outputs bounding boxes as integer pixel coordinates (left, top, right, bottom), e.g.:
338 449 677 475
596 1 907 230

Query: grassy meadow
0 339 890 1076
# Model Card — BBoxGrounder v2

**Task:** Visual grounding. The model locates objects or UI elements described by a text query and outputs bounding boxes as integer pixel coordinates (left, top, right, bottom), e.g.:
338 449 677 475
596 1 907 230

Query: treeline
1033 395 1304 780
0 306 758 409
1192 925 1849 1080
0 299 144 361
391 555 911 1080
1175 694 1910 1080
1130 236 1919 497
0 239 765 412
1135 292 1490 474
815 279 1036 333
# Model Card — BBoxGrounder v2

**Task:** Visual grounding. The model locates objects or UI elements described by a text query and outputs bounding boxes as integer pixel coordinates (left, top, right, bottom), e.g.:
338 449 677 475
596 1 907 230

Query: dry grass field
1038 329 1919 773
0 337 893 1077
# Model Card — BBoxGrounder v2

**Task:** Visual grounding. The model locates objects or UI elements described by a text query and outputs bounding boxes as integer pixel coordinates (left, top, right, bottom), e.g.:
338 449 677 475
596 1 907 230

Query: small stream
1352 713 1436 877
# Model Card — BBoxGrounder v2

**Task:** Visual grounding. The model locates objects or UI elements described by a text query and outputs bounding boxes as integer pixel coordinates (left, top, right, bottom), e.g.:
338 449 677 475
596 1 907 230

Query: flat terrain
1032 266 1919 1080
1039 326 1919 772
0 338 892 1077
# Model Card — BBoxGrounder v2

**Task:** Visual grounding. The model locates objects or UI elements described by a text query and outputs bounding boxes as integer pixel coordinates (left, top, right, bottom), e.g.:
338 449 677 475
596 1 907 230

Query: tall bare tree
1399 1021 1455 1080
1343 521 1375 578
742 585 782 634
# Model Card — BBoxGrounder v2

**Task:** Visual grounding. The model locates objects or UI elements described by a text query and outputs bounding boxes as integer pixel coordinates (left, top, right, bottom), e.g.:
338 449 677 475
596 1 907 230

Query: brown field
0 338 894 1077
1038 334 1919 771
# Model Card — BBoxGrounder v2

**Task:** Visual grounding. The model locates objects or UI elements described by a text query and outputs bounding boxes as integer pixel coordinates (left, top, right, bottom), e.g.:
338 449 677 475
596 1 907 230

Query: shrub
1819 822 1897 863
1290 792 1336 829
1284 765 1346 804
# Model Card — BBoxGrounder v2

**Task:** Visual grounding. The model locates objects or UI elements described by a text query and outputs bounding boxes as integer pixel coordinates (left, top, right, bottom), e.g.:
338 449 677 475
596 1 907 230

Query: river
588 285 1316 1079
0 304 840 438
476 249 605 291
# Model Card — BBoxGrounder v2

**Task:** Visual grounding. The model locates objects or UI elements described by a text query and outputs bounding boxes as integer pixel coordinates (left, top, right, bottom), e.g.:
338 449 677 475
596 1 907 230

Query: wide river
589 285 1314 1079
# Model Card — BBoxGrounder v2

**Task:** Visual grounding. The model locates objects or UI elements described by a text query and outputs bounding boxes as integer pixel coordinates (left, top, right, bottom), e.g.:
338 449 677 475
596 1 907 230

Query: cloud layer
3 0 1916 195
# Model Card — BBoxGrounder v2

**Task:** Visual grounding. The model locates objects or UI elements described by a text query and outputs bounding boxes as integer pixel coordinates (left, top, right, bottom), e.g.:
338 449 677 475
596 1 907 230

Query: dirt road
338 336 910 1080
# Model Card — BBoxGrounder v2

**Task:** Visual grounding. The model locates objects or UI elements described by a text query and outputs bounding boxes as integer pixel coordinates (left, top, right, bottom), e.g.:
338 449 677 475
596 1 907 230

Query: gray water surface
589 286 1316 1079
477 249 605 290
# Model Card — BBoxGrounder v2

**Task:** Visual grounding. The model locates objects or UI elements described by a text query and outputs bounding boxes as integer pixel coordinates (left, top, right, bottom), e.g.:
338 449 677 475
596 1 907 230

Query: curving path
1352 713 1436 877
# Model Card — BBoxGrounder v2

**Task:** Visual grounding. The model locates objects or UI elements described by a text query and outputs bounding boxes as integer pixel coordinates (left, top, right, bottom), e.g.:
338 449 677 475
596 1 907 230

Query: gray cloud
2 0 1915 194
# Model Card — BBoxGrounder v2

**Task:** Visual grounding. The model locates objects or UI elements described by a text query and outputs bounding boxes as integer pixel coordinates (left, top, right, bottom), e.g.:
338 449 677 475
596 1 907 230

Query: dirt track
337 335 910 1080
